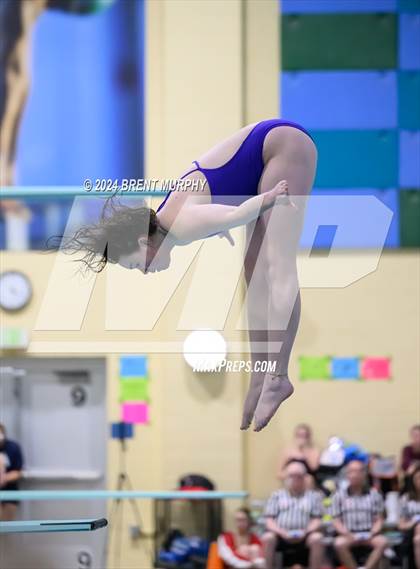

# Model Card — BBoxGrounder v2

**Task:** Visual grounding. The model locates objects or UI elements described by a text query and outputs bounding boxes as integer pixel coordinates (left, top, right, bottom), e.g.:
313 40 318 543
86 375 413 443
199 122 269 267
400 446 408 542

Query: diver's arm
170 180 293 243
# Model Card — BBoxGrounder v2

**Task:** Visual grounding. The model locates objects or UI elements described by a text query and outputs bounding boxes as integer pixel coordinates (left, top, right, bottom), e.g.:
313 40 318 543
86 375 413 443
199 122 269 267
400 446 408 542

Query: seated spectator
277 424 320 489
0 423 24 521
217 507 265 568
401 425 420 491
263 461 324 569
399 465 420 569
332 459 388 569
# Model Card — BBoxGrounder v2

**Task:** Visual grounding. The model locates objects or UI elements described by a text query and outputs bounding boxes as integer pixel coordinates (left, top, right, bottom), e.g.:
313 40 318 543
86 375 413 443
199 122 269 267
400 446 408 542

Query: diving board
0 490 247 501
0 518 108 534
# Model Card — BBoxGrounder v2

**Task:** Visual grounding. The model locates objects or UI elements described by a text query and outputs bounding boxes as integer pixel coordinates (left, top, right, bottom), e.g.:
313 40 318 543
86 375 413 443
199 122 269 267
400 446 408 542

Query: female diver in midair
60 118 318 431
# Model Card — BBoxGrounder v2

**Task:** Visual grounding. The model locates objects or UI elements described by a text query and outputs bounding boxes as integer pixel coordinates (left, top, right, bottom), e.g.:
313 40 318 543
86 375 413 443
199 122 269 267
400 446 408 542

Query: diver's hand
218 230 235 246
264 179 297 211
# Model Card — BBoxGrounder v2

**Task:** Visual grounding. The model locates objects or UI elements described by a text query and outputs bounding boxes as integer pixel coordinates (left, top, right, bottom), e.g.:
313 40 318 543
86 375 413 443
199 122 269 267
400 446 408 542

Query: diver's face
118 238 170 274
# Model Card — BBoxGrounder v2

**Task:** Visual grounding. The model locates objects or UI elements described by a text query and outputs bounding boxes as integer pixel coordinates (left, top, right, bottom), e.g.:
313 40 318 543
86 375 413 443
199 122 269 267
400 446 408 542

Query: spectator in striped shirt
262 461 324 569
399 465 420 569
332 460 388 569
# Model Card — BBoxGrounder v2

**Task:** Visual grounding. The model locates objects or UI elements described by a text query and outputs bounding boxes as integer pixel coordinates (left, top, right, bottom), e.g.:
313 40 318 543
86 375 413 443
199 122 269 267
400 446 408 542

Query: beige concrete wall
0 251 162 568
245 250 420 499
244 0 280 123
2 248 419 567
146 0 244 179
0 246 245 569
238 1 419 501
145 1 248 558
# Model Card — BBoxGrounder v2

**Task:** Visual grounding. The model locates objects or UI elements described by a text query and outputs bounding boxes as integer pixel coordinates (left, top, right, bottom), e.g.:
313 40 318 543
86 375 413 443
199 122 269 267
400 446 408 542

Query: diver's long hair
46 194 158 274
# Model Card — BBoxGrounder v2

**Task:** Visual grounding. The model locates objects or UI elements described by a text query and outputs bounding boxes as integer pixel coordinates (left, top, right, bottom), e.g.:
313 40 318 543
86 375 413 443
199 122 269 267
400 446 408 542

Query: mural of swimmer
59 118 318 432
0 0 115 208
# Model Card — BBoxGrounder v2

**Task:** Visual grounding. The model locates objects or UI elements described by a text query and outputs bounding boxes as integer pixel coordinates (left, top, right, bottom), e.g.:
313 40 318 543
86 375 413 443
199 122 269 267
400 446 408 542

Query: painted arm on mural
0 0 47 189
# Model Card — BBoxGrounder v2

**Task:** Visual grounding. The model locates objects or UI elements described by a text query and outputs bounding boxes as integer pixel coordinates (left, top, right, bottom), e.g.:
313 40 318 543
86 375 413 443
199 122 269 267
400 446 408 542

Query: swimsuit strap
156 162 201 213
180 163 200 179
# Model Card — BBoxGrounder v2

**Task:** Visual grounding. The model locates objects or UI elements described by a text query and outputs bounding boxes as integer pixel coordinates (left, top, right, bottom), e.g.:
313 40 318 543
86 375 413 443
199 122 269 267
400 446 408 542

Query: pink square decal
361 357 391 380
122 402 149 424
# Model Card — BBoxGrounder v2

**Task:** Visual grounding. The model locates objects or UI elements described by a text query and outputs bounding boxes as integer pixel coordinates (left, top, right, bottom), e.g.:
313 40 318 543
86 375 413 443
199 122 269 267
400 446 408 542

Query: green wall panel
282 14 397 70
399 72 420 128
400 190 420 246
312 130 398 188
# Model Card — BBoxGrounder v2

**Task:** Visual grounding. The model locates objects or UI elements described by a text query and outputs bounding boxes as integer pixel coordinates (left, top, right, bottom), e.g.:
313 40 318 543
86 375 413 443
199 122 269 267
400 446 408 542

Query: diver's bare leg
241 217 270 430
253 130 317 431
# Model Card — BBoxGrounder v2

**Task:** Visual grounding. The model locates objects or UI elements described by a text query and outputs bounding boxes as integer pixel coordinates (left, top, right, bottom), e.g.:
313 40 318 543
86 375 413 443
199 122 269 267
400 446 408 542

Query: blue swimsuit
156 118 314 222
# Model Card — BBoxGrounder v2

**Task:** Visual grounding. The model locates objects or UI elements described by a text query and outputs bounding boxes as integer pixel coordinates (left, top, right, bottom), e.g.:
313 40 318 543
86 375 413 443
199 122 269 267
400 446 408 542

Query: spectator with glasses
332 459 388 569
262 460 324 569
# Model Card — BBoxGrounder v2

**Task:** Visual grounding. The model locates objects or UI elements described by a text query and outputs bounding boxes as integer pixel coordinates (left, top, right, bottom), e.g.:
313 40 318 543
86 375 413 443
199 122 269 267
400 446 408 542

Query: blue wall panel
398 72 420 128
281 71 397 129
299 189 399 248
312 130 398 188
279 0 418 248
399 130 420 187
399 14 420 69
281 1 397 13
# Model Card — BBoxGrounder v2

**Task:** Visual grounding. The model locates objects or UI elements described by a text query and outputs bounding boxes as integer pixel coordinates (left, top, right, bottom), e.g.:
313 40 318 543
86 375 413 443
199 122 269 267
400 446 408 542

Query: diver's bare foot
253 373 294 432
240 371 265 430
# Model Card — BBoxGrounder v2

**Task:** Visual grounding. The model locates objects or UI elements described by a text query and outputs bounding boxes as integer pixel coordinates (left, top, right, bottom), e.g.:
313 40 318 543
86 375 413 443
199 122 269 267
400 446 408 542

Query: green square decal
119 378 150 402
299 356 331 380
